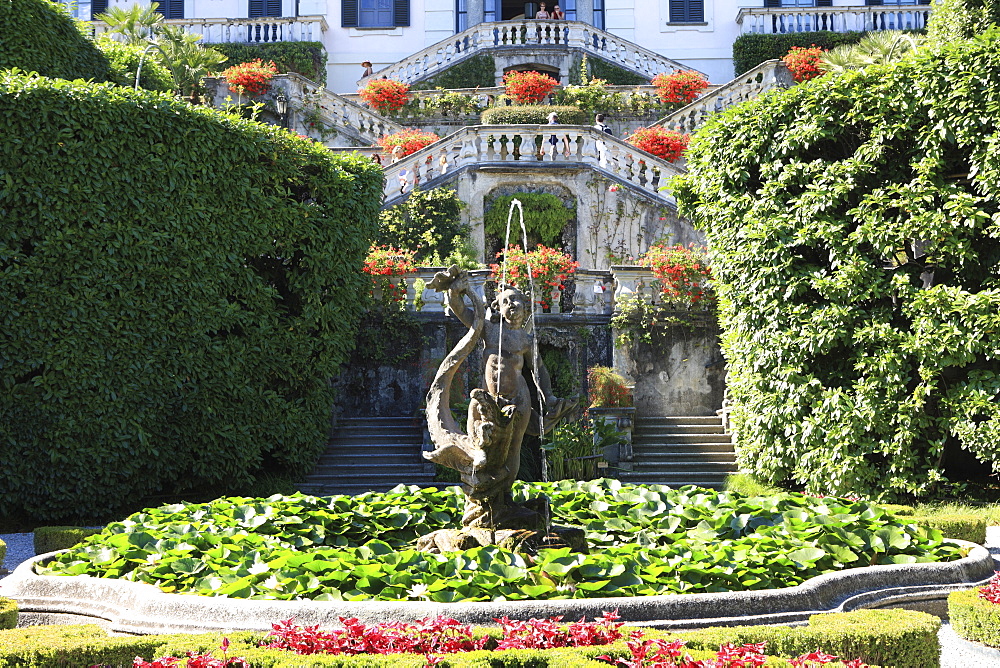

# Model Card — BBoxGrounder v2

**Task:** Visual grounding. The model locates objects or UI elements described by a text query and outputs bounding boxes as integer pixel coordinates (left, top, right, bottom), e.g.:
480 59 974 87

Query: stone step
631 432 732 444
632 442 735 455
308 462 428 476
637 416 723 425
631 451 737 464
632 460 737 473
633 424 725 435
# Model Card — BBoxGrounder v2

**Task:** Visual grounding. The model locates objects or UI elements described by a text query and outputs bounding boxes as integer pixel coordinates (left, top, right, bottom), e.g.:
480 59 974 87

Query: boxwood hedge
673 30 1000 499
0 599 13 630
33 526 103 555
0 72 383 521
0 0 111 82
481 105 588 125
949 587 1000 647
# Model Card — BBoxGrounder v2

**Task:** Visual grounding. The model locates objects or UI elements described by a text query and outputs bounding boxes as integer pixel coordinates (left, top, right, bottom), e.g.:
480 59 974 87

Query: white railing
655 59 793 134
92 15 328 43
382 124 684 207
360 20 698 87
736 5 931 35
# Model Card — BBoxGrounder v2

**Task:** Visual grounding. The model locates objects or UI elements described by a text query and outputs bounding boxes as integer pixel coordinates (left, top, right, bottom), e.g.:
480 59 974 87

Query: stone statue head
491 285 530 328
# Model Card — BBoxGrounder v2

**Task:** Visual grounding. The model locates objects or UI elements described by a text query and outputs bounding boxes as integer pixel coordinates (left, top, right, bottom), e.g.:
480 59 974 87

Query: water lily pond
38 480 964 602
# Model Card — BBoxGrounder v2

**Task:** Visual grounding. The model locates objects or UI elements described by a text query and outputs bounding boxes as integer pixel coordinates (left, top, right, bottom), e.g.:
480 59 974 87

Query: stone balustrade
384 124 683 207
655 59 794 134
359 20 696 88
92 15 327 43
736 4 930 35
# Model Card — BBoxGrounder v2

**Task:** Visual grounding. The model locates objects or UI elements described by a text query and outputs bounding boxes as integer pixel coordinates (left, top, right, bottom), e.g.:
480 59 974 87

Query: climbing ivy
484 193 575 248
411 53 496 90
206 42 326 85
672 32 1000 500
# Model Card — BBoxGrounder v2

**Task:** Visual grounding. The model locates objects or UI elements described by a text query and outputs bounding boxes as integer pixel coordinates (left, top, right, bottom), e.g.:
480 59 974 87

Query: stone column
576 0 594 26
468 0 485 27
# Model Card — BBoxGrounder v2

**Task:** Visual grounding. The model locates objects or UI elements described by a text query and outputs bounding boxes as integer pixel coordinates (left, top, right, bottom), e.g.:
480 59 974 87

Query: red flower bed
363 245 416 303
502 70 560 104
359 78 410 114
377 128 440 158
490 244 579 310
626 126 690 163
651 70 709 105
783 45 826 83
221 59 278 96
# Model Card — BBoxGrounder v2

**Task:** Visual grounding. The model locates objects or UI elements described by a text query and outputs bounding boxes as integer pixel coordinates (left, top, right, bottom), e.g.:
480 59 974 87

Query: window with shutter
159 0 183 19
249 0 282 18
669 0 702 22
91 0 108 19
344 0 408 27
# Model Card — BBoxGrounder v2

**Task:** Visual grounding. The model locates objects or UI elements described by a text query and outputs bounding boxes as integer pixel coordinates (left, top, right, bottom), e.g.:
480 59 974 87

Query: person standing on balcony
551 5 565 19
535 3 550 18
361 60 373 77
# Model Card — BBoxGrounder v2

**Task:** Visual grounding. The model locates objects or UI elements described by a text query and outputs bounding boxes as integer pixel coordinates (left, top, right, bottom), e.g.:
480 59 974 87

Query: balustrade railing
383 124 684 207
736 5 930 35
359 20 697 88
92 15 327 43
655 59 793 134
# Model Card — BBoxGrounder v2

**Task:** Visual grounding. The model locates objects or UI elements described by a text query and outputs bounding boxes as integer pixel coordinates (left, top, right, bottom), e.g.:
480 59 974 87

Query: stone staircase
620 415 737 489
297 417 436 496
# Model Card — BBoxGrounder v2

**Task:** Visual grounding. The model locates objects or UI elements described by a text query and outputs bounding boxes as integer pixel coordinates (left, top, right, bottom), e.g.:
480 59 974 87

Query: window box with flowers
363 245 416 307
221 59 278 98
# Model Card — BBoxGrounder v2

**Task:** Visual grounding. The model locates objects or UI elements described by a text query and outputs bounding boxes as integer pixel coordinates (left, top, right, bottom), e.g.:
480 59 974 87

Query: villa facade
71 0 930 93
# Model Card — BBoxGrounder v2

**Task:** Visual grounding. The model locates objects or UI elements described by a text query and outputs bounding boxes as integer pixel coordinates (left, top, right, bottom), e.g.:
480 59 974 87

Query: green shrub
378 187 467 264
206 42 326 86
33 526 103 554
96 36 174 92
950 587 1000 647
411 53 496 90
732 31 869 75
0 599 15 630
905 514 987 544
881 503 916 516
481 104 587 125
0 625 168 667
0 0 111 81
724 473 784 497
673 33 1000 499
0 72 382 522
927 0 1000 43
484 193 575 247
678 609 940 668
570 54 650 86
0 539 5 567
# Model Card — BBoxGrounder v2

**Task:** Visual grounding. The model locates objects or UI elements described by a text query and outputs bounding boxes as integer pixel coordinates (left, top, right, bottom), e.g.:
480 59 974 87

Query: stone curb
0 541 993 634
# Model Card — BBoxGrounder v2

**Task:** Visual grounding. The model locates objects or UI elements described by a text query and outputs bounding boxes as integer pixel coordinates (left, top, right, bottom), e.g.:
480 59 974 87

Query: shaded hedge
732 31 868 75
33 526 103 555
0 599 15 631
411 53 496 90
949 587 1000 647
481 104 587 124
206 42 326 86
0 0 110 81
672 33 1000 498
0 72 383 521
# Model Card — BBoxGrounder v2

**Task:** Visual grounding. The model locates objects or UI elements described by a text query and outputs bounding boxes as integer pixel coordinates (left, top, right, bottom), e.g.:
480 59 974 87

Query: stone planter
587 406 635 470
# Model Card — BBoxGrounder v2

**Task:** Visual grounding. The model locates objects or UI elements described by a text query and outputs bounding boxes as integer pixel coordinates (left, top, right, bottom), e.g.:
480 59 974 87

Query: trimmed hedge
678 609 940 668
206 42 326 86
0 538 5 567
0 72 383 522
950 587 1000 648
481 104 588 125
906 514 987 545
0 599 14 630
732 31 867 75
882 504 916 516
0 0 111 82
0 624 880 667
33 526 103 555
411 53 496 90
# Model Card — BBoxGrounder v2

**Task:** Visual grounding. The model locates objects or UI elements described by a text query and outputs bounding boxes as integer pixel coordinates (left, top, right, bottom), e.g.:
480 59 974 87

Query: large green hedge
732 31 868 75
949 587 1000 647
672 33 1000 499
206 42 326 86
0 0 110 81
928 0 1000 42
0 72 383 521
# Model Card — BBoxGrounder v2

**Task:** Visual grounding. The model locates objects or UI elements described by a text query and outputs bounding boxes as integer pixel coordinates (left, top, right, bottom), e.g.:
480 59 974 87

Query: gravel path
3 528 1000 664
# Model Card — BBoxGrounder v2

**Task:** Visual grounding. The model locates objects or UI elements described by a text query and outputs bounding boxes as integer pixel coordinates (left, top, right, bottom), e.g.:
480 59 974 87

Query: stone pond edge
0 542 992 634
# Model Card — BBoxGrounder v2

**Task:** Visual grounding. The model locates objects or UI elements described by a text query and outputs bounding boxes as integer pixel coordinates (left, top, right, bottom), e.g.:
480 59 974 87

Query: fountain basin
0 542 991 635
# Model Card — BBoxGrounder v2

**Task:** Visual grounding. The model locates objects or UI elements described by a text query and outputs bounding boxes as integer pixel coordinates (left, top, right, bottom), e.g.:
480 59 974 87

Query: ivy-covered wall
674 34 1000 499
207 42 327 86
0 72 383 521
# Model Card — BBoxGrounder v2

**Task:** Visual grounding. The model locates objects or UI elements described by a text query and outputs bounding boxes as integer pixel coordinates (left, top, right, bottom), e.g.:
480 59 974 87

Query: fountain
417 199 579 553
